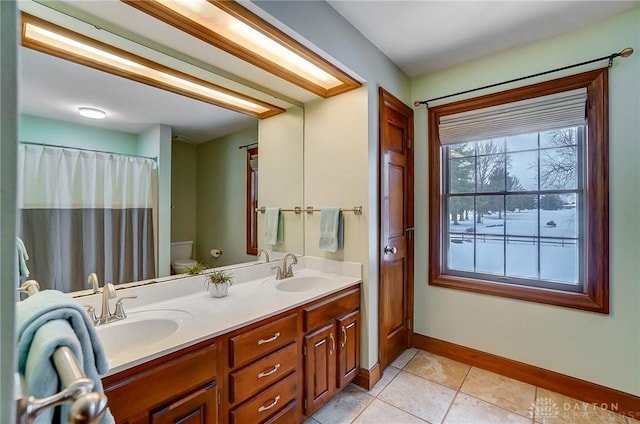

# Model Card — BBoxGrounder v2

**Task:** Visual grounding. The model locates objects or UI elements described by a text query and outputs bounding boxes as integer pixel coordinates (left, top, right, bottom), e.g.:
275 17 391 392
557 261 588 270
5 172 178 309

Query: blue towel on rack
319 207 343 252
264 207 284 245
16 237 30 279
16 290 114 424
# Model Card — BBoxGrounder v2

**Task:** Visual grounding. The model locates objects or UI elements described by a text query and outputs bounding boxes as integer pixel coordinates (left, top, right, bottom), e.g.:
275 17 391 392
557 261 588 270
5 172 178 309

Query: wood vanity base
103 283 361 423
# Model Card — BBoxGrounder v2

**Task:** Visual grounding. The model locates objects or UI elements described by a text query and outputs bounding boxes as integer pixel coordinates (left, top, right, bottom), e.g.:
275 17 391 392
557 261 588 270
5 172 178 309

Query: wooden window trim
246 147 258 255
428 68 609 313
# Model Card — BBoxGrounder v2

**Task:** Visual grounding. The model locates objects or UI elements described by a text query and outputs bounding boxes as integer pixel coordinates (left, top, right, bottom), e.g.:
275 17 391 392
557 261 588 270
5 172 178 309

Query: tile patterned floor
305 348 635 424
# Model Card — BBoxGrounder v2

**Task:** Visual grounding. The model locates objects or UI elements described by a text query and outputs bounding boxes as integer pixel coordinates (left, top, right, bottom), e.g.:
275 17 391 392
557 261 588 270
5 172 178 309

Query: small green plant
205 270 233 286
182 262 207 275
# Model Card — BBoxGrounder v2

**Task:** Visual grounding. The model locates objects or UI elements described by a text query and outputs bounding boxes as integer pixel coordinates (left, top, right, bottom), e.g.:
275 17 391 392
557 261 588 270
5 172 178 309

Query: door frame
377 87 415 369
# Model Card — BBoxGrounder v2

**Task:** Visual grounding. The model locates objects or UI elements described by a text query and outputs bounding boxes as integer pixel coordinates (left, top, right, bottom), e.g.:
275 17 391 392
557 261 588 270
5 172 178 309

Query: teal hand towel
16 237 30 279
16 290 114 424
319 207 343 252
264 207 284 245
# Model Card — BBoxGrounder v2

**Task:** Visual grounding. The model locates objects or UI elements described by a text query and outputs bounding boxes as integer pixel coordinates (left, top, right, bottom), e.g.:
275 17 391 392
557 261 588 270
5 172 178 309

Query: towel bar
255 206 302 214
15 280 108 424
305 206 363 215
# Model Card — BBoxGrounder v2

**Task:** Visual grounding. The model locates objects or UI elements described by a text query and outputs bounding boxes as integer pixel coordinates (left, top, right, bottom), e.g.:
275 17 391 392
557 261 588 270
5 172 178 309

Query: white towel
319 208 343 252
264 208 284 245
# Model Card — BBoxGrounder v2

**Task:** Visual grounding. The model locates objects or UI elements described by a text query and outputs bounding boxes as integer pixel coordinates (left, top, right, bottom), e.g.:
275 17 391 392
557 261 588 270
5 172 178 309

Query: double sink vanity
75 256 362 423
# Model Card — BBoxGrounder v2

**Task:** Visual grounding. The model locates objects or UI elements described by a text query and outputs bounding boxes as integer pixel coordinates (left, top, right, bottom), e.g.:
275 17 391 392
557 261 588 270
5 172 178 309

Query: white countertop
76 257 362 375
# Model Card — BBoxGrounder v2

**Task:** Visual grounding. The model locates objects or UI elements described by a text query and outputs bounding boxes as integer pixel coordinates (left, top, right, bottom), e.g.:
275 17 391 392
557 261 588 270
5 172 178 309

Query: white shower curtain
17 145 157 291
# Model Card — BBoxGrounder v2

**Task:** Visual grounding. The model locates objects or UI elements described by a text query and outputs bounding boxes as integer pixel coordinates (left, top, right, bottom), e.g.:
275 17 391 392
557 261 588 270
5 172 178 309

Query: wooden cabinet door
151 382 217 424
303 323 336 416
337 310 360 389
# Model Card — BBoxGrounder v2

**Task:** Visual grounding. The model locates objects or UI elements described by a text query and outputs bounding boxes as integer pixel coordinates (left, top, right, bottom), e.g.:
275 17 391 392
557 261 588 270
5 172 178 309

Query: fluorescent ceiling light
123 0 362 98
21 13 285 119
78 107 107 119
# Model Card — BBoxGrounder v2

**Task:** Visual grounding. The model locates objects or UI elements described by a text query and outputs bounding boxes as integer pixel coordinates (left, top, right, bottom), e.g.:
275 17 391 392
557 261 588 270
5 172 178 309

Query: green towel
319 207 343 252
264 207 284 245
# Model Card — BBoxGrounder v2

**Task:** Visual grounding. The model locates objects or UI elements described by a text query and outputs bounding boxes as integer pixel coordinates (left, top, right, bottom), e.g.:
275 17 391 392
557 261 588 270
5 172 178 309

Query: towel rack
305 206 363 215
255 206 303 214
15 280 108 424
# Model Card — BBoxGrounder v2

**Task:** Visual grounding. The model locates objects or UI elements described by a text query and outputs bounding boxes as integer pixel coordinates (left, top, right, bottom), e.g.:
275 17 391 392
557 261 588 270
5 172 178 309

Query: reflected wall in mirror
17 20 305 293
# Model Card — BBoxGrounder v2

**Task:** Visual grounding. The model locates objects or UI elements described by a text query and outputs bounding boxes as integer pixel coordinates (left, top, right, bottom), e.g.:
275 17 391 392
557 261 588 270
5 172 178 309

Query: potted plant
182 262 207 275
205 270 233 298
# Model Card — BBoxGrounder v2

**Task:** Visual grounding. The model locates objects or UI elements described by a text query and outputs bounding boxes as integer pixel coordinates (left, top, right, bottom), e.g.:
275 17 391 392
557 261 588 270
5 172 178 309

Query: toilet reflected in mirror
170 241 197 274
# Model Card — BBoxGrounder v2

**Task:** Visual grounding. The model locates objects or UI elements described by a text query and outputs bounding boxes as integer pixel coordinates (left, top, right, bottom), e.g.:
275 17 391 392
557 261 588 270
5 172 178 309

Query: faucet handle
82 305 97 325
271 265 284 280
113 296 138 320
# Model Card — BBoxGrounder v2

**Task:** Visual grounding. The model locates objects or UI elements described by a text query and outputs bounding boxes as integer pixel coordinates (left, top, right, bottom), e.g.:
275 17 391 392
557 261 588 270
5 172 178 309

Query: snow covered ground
447 209 579 284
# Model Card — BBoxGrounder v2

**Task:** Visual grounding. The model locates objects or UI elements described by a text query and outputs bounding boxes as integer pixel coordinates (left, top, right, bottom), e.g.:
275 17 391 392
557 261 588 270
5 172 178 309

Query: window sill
429 274 608 314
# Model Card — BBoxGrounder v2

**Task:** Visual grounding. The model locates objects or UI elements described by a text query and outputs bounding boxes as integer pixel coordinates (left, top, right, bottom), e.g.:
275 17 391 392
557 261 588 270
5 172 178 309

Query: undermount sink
273 274 333 292
95 309 193 360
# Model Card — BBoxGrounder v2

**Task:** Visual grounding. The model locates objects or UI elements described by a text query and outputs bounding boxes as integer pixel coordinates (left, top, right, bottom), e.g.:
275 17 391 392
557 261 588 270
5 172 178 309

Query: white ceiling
328 1 639 77
18 0 639 143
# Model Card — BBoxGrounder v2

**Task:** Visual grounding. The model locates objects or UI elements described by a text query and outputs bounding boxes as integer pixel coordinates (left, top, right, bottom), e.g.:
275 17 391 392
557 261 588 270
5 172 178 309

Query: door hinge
407 318 412 330
408 137 412 149
304 399 307 413
303 345 307 356
217 390 221 404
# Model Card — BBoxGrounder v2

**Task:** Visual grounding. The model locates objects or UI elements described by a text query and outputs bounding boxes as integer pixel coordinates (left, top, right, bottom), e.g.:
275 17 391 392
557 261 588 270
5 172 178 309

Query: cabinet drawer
230 314 297 367
230 342 297 403
304 287 360 331
263 400 298 424
229 372 298 424
104 343 217 421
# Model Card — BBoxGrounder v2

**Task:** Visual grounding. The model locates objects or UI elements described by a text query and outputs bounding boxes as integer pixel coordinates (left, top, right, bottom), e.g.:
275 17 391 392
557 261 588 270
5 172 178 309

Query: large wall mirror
17 2 305 294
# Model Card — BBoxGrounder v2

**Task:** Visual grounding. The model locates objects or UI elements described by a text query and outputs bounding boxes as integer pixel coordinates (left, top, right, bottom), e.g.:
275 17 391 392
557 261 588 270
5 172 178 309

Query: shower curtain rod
19 141 158 162
413 47 634 108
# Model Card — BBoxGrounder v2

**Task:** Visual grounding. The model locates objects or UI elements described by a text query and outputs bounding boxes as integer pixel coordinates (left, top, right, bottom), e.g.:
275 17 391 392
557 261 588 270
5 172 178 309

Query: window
428 69 609 313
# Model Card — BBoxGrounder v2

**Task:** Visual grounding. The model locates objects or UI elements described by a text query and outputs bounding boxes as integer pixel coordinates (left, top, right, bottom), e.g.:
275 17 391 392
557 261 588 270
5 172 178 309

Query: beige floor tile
353 398 428 423
405 351 471 390
390 348 419 369
312 384 374 424
378 370 457 423
460 367 536 417
444 393 532 424
365 365 401 397
534 388 627 424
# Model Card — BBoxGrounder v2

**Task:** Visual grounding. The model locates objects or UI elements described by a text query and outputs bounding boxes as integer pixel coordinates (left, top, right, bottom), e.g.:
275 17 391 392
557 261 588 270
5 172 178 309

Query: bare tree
540 129 577 189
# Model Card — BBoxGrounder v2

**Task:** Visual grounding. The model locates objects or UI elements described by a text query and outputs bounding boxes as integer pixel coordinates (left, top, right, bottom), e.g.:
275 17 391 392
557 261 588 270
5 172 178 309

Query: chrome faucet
272 253 298 280
87 272 100 294
257 249 270 263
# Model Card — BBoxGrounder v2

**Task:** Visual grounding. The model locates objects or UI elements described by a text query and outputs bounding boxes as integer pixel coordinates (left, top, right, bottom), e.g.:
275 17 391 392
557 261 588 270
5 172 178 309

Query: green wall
19 114 139 154
171 142 197 243
411 6 640 395
196 126 258 267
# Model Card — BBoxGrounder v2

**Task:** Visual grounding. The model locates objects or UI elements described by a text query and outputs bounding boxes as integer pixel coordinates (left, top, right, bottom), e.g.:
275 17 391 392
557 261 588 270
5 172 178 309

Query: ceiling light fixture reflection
21 13 285 119
78 107 107 119
122 0 362 98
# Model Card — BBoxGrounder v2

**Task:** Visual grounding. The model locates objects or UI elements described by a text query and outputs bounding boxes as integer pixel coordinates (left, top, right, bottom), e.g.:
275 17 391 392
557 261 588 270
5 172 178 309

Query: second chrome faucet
271 253 298 280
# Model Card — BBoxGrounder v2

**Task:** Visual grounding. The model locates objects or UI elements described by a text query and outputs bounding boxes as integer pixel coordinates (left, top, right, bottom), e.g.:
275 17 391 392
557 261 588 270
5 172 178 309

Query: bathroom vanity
85 258 362 423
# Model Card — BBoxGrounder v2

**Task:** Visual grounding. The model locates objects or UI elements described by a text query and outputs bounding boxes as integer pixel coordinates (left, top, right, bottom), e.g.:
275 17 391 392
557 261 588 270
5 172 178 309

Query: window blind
438 88 587 145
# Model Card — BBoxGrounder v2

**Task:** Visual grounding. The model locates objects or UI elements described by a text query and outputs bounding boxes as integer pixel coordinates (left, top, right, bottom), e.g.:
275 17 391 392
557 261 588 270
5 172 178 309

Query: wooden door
378 87 414 370
337 310 360 389
151 382 217 424
303 323 336 415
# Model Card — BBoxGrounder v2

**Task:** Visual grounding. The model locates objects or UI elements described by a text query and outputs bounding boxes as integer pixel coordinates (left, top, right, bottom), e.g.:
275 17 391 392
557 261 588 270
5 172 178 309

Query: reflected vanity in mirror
16 4 305 295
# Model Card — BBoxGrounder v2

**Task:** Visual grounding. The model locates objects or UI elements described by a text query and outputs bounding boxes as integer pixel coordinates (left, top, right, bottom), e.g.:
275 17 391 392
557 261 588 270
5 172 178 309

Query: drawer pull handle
341 326 347 348
329 332 336 355
258 363 281 378
258 332 280 345
258 395 280 413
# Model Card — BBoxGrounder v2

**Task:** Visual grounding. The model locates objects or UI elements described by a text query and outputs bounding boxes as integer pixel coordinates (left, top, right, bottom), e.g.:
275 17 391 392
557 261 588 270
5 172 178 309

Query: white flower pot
208 282 230 298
